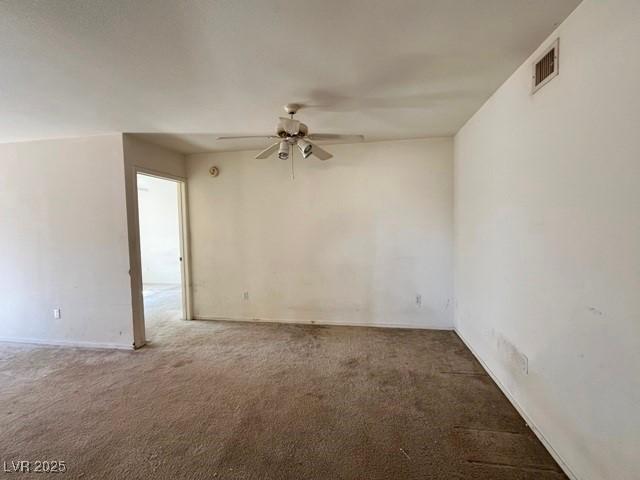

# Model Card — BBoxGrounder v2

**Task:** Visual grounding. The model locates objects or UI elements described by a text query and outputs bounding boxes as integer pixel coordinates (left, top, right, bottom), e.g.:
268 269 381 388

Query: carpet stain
172 359 194 368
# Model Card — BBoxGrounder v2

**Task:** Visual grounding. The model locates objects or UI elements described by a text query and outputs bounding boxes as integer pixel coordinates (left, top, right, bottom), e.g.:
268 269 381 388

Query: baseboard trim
454 328 579 480
0 337 134 351
193 315 454 331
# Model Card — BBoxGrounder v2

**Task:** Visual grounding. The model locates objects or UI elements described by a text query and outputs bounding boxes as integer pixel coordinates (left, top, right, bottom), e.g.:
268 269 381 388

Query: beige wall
123 134 186 179
0 135 133 348
187 138 453 329
0 134 186 349
454 1 640 479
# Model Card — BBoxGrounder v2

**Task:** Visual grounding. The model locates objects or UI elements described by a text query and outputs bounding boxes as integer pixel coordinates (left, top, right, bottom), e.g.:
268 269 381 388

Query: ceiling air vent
532 38 559 94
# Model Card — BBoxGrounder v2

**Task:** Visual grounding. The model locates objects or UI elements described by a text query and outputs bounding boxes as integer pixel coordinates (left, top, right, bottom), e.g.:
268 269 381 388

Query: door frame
133 167 193 336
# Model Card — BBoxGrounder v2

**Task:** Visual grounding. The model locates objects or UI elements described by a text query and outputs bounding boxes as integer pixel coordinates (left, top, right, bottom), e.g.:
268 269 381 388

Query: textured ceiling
0 0 580 153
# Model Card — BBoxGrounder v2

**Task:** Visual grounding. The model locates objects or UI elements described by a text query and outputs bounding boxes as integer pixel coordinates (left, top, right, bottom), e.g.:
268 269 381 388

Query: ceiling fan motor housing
276 122 308 138
217 104 360 161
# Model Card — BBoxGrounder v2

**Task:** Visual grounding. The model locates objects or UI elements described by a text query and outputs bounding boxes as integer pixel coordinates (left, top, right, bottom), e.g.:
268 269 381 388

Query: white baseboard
454 328 579 480
0 336 134 351
194 315 454 331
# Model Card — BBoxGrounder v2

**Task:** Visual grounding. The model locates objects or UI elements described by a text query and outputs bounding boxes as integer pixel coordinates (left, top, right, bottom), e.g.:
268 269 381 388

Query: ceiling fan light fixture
297 139 312 158
278 141 289 160
218 104 363 163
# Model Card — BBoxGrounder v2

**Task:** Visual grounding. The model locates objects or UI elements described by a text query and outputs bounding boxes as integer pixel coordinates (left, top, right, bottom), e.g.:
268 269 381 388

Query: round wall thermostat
209 166 219 177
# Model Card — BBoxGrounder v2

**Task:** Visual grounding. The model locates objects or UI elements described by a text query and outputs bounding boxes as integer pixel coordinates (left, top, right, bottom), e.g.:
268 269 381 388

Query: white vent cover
532 38 559 94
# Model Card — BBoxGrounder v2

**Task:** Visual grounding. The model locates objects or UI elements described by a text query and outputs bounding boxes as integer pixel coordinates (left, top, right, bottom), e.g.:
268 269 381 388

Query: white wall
0 135 134 348
187 138 453 329
454 1 640 479
123 135 186 179
122 134 186 347
137 174 181 285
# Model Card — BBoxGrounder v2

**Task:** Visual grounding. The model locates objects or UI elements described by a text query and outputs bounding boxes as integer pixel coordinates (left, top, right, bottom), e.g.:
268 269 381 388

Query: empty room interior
137 173 185 340
0 1 638 479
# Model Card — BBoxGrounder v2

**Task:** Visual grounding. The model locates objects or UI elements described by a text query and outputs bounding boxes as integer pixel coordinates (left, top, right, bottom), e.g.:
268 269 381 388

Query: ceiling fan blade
217 135 277 140
255 142 280 159
308 142 333 161
278 117 300 135
307 134 364 141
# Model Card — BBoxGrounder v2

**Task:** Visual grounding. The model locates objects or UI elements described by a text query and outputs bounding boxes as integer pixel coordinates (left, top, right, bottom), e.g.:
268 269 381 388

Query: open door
135 172 191 343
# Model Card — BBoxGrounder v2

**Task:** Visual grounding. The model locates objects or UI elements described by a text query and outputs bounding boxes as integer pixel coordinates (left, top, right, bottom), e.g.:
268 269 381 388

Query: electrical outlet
53 308 61 319
243 292 249 301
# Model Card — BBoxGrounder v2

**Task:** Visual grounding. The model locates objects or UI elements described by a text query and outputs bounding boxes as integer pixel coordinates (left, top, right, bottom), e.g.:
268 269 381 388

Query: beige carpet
0 288 566 479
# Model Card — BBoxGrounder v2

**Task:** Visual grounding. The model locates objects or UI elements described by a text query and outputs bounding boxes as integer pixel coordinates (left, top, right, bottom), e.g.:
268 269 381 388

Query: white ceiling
0 0 580 154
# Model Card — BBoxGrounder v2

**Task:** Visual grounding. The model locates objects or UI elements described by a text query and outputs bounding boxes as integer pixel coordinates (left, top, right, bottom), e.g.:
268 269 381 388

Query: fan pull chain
290 145 295 180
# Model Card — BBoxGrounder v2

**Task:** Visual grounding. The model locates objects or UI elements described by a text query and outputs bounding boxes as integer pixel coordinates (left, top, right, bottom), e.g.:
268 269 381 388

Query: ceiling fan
217 103 364 161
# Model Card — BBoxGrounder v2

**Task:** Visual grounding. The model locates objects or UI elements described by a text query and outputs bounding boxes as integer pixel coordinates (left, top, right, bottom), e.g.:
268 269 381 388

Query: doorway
136 172 188 341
